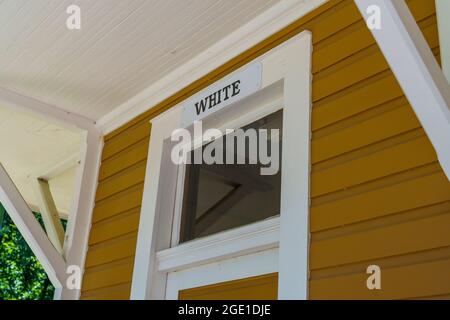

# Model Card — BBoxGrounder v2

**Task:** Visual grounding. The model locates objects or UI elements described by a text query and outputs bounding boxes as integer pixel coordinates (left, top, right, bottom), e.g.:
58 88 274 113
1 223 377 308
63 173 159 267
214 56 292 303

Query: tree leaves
0 203 55 300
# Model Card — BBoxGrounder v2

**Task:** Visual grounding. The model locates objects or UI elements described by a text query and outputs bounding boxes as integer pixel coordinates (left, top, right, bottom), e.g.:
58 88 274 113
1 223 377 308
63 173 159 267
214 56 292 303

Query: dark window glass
179 110 282 243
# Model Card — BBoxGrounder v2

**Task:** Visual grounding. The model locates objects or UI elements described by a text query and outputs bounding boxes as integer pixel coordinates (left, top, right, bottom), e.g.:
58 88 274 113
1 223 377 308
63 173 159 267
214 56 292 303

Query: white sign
181 62 262 126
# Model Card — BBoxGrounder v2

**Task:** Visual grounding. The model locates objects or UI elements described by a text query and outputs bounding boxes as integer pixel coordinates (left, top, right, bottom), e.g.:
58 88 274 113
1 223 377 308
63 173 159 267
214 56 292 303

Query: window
179 110 283 243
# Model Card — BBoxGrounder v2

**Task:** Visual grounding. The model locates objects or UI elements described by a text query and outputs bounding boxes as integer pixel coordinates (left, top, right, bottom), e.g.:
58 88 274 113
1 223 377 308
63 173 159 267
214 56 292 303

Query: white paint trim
355 0 450 180
157 217 280 273
59 128 103 300
278 31 312 300
96 0 328 134
131 31 312 300
0 162 66 288
165 248 278 300
436 0 450 82
36 153 80 182
32 178 66 255
0 87 95 132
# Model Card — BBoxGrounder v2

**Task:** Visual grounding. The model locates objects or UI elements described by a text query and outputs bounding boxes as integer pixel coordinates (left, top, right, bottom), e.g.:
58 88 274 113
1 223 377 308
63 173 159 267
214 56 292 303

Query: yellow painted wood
85 232 138 268
311 135 437 197
311 171 450 232
96 160 147 201
99 137 149 181
81 283 132 300
310 211 450 270
179 273 278 300
89 208 140 245
309 258 450 300
82 0 450 300
92 183 144 223
82 258 135 292
312 104 421 164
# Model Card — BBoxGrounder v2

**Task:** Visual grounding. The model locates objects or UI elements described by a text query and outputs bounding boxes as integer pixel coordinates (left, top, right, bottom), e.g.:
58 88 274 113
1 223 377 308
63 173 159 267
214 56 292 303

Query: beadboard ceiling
0 0 281 121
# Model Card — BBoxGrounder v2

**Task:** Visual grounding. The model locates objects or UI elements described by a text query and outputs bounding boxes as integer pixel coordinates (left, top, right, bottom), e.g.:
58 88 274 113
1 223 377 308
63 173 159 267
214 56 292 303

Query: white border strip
96 0 328 135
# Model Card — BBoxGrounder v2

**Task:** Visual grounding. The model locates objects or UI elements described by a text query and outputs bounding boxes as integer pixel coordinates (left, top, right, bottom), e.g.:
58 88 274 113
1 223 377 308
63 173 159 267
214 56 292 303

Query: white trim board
355 0 450 181
436 0 450 82
96 0 328 135
131 31 313 300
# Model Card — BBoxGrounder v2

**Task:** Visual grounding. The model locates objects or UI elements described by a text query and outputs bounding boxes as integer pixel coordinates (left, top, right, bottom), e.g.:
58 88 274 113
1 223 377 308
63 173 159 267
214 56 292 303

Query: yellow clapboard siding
99 137 149 181
311 104 421 164
311 171 450 232
92 183 144 223
102 121 151 161
89 208 140 245
82 258 135 292
85 233 138 268
312 0 436 74
179 273 278 300
311 135 437 197
309 257 450 300
313 46 389 101
96 160 147 201
81 283 132 300
310 211 450 270
311 71 403 131
82 0 449 300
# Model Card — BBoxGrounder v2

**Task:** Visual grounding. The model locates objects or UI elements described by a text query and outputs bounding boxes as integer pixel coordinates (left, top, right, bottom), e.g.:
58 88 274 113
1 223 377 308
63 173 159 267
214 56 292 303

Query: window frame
131 31 313 300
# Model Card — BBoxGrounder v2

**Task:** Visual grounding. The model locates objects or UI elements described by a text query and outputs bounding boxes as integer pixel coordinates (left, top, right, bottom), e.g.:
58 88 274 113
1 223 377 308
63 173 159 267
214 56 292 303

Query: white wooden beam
32 178 66 255
436 0 450 82
59 128 103 300
0 86 95 132
0 162 66 288
354 0 450 180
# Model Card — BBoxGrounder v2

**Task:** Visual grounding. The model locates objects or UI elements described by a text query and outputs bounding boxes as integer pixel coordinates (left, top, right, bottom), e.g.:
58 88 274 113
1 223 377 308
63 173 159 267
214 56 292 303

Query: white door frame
131 31 313 300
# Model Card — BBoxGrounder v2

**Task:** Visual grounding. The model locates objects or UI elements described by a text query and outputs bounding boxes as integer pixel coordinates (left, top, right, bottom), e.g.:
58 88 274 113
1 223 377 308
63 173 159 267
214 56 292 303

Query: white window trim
131 31 312 300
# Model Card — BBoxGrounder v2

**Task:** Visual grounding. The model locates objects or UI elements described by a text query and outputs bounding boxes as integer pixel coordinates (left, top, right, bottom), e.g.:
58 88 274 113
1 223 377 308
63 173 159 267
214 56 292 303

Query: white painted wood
166 248 278 300
278 32 312 300
98 0 328 133
436 0 450 82
132 31 313 300
130 107 182 300
158 217 280 273
1 0 282 121
355 0 450 180
37 154 80 182
59 128 103 300
0 87 94 132
32 178 66 255
0 162 66 288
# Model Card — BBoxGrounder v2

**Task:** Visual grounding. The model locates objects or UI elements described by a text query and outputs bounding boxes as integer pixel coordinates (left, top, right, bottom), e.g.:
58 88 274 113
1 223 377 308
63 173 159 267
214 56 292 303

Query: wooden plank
312 72 403 131
312 104 421 164
32 178 65 254
85 233 137 268
82 258 135 291
179 273 278 300
310 211 450 269
81 283 132 300
89 208 140 245
92 183 144 223
102 122 151 161
310 258 450 299
311 171 450 232
311 136 437 197
99 136 149 181
96 160 147 201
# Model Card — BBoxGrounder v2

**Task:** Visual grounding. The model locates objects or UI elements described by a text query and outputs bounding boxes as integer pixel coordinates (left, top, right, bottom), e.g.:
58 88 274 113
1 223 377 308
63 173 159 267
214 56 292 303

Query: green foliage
0 203 59 300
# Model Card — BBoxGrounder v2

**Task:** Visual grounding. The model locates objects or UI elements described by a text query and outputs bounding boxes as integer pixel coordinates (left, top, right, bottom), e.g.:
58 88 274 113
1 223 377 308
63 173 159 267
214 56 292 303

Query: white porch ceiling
0 0 281 121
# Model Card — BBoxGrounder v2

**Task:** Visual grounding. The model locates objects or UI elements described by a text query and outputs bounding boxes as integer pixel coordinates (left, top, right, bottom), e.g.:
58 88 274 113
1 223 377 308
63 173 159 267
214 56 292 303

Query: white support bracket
354 0 450 180
32 178 66 255
0 162 66 288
